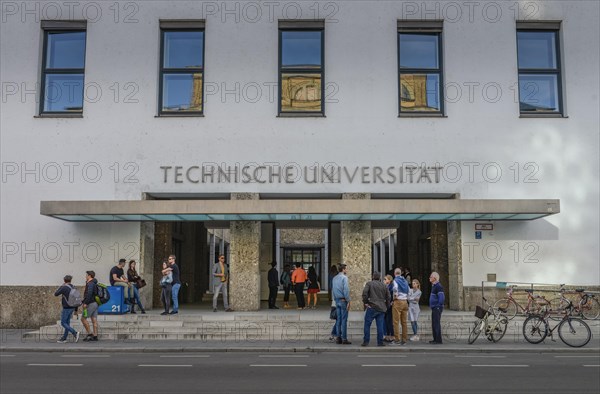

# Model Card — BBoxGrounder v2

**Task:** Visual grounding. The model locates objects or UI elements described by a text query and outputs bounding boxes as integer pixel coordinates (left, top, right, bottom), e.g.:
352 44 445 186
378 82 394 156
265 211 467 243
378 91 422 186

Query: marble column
229 193 261 311
341 193 372 311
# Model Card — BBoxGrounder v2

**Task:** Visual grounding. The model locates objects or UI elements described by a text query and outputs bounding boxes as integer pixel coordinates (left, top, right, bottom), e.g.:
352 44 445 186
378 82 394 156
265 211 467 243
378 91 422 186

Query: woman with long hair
384 274 395 342
160 260 173 316
408 278 422 341
306 266 320 309
126 260 146 314
280 264 292 308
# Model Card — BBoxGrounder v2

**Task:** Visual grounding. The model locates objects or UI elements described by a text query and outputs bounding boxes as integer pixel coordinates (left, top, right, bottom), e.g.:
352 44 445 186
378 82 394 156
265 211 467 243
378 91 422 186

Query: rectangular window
516 23 562 115
40 21 87 115
278 21 324 116
159 21 205 115
398 21 444 116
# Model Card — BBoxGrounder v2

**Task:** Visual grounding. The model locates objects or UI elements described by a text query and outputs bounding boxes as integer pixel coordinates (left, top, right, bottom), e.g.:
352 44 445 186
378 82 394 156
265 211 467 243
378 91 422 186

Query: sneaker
391 340 405 345
360 342 368 347
141 310 146 314
57 338 67 343
329 336 335 342
169 311 178 315
74 332 80 343
341 340 352 345
213 308 217 312
90 336 98 342
160 311 169 316
411 335 420 342
82 334 93 342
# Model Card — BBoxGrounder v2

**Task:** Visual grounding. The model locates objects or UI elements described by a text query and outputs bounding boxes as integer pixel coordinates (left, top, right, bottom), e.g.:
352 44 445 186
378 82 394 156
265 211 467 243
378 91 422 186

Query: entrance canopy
41 197 559 223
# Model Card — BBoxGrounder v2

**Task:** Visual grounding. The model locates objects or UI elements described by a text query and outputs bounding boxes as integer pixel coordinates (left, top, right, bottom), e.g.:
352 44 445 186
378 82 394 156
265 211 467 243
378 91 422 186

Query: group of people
267 263 321 310
328 264 445 346
54 258 150 343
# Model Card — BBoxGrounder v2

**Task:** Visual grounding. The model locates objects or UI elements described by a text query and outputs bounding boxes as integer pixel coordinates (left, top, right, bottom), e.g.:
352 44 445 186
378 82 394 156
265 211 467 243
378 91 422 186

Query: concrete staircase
21 309 551 343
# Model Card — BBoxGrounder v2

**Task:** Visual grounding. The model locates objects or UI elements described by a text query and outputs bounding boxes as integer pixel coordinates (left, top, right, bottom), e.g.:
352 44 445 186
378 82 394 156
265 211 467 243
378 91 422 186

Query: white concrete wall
1 1 598 287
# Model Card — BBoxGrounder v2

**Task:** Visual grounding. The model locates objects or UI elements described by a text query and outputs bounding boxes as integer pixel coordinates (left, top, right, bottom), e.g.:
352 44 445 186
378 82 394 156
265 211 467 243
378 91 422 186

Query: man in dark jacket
54 275 80 343
267 262 279 309
81 270 99 342
361 272 391 347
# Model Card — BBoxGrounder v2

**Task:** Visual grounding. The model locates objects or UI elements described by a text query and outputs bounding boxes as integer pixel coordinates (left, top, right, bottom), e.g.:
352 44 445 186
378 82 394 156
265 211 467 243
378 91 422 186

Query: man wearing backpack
391 268 409 345
54 275 81 343
81 270 99 342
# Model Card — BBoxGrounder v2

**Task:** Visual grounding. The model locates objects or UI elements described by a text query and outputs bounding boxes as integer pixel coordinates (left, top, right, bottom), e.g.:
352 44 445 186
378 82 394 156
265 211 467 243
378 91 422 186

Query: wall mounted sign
475 223 493 231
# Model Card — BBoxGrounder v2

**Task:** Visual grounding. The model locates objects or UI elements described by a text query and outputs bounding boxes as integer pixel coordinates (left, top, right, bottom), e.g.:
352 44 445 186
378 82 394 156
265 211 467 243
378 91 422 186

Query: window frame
158 26 206 116
397 24 444 117
516 28 563 116
39 25 87 116
278 26 325 117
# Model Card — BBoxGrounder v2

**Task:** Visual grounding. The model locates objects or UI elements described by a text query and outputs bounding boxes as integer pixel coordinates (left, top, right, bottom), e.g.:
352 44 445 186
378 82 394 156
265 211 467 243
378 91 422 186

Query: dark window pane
281 31 322 67
46 32 86 69
163 31 204 69
400 73 441 111
399 34 439 69
162 73 203 112
519 74 560 112
43 74 84 112
281 73 322 112
517 31 557 69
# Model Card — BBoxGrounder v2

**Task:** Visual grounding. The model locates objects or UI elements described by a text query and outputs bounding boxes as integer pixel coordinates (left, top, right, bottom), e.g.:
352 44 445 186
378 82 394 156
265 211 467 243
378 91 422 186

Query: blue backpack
395 276 409 295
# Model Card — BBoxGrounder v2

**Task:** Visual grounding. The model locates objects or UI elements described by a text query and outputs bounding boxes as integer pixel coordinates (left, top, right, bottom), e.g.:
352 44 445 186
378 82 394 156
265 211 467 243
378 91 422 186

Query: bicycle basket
474 305 487 319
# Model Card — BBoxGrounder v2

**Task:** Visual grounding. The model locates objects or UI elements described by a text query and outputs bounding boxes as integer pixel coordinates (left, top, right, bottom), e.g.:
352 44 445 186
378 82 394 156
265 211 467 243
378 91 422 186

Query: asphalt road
1 351 599 393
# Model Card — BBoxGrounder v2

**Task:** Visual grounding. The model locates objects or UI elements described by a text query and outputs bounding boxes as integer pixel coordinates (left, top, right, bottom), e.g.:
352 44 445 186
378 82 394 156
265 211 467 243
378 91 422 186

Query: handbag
136 278 146 289
329 306 337 320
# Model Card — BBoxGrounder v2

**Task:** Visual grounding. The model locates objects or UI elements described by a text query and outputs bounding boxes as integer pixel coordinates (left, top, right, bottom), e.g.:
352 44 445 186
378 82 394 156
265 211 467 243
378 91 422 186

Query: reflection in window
160 30 204 115
398 32 443 114
279 29 323 114
517 30 562 114
41 30 86 114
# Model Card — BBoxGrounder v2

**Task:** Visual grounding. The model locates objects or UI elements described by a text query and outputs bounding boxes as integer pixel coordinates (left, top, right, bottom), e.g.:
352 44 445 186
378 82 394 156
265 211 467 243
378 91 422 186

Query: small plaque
475 223 493 231
475 231 482 239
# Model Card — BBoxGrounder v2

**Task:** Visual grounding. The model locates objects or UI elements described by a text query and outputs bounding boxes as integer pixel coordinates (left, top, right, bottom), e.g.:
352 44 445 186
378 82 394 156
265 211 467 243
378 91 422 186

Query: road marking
61 355 110 358
583 365 600 367
160 355 210 358
555 355 600 358
250 364 307 367
138 364 192 367
258 355 309 358
455 355 507 358
357 355 407 358
28 364 83 367
471 365 529 368
361 364 416 367
0 355 16 357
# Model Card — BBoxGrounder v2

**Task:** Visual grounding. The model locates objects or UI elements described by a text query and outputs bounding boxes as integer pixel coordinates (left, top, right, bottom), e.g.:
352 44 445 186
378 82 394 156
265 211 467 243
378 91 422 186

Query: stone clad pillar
447 221 463 310
341 193 372 311
229 193 261 311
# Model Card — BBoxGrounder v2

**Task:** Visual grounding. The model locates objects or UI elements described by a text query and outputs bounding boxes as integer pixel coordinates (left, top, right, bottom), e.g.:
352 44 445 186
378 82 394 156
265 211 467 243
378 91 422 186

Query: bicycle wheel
548 297 567 321
489 316 509 343
581 297 600 320
494 298 517 320
558 317 591 347
468 319 484 344
522 315 548 344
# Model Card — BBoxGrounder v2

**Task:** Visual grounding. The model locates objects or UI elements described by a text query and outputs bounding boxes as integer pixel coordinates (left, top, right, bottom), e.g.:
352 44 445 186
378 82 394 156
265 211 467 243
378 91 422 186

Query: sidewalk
2 328 599 353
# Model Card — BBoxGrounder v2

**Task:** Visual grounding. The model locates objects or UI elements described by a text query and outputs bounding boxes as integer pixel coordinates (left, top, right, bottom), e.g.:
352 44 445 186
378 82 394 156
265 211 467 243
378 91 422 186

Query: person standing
127 260 146 314
165 255 181 314
328 264 338 341
213 254 233 312
361 272 390 347
280 264 292 309
328 265 338 301
408 279 422 341
291 264 307 310
81 271 99 342
110 258 134 305
429 272 445 344
403 267 412 284
391 268 409 345
267 261 279 309
306 266 320 309
383 274 395 343
332 263 351 344
160 261 173 315
54 275 80 343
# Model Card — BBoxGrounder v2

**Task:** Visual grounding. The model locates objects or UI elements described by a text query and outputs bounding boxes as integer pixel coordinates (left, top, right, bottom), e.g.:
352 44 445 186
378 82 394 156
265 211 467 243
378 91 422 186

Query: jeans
171 283 181 312
411 321 418 335
60 308 77 340
161 284 172 312
385 306 394 336
331 322 338 337
431 306 443 343
335 300 349 341
363 307 385 345
213 282 229 309
132 285 144 310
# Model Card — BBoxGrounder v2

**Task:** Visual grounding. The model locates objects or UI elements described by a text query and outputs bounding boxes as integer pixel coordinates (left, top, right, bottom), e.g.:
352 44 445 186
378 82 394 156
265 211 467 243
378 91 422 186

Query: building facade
1 0 599 328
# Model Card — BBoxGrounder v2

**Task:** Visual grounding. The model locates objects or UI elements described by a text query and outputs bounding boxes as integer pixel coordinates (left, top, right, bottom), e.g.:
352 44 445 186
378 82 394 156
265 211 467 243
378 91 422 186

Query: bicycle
548 285 600 320
522 299 592 347
493 286 550 320
468 296 508 344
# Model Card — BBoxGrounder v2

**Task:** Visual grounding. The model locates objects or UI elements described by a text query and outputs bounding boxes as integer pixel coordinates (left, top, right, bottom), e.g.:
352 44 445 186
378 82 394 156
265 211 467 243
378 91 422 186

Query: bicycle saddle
576 288 585 292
